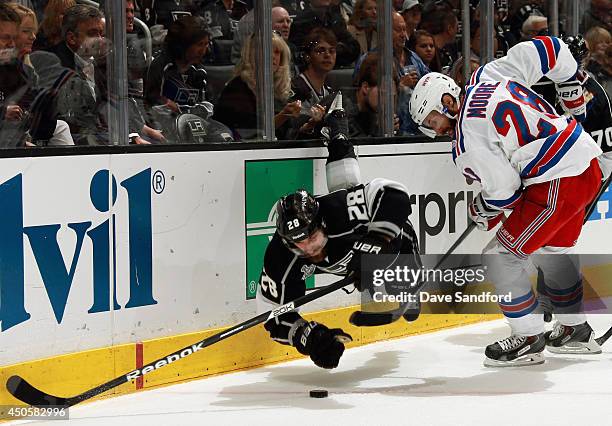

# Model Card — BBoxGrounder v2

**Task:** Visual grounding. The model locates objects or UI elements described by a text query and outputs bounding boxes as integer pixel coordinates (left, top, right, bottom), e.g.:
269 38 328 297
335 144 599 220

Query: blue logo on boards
0 168 158 332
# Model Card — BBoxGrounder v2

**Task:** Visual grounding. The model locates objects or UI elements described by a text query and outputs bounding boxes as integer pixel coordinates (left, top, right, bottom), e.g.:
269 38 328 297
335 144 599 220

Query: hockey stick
6 275 354 407
536 175 612 338
350 222 478 326
590 175 612 346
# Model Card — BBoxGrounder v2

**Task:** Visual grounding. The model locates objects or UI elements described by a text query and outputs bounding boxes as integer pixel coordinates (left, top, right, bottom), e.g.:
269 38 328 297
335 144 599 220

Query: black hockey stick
350 222 478 326
6 275 354 408
537 175 612 336
590 175 612 346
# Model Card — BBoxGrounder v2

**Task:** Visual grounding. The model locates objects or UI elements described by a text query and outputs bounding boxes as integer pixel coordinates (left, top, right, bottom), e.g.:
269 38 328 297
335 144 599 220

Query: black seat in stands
325 68 355 92
206 65 235 104
212 39 235 66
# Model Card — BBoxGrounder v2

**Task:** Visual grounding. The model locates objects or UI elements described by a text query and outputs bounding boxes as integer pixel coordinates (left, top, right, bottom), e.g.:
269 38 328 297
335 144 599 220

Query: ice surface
10 316 612 426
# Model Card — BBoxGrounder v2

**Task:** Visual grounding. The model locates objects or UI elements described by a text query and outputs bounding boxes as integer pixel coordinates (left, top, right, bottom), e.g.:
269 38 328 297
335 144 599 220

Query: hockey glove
321 92 349 142
556 74 587 122
293 321 353 369
468 193 505 231
347 232 393 292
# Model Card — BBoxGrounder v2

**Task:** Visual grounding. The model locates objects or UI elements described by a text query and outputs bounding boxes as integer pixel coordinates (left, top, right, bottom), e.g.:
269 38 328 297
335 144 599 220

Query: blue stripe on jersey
532 38 550 74
485 190 522 209
474 66 484 84
551 36 561 58
536 124 582 176
455 85 476 159
520 123 582 178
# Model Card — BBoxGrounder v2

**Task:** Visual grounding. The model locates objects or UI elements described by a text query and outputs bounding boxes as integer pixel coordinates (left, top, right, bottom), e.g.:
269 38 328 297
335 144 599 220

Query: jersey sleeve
455 148 523 210
474 37 580 87
362 178 412 239
256 234 309 347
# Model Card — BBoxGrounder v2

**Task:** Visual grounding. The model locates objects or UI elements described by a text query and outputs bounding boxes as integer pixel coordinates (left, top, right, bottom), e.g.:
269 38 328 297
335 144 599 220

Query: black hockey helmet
562 34 588 65
276 189 321 243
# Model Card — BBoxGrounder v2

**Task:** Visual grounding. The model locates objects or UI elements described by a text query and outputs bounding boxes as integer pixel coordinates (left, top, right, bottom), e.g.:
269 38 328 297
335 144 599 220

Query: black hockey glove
293 321 353 369
347 232 393 292
321 92 349 142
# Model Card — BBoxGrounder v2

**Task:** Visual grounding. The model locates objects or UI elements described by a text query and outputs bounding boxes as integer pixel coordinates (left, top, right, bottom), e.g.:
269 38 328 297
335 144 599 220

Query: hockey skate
544 321 602 354
484 334 545 367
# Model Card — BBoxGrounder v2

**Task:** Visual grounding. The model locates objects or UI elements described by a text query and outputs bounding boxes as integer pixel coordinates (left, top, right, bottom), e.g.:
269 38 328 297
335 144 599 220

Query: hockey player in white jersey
409 36 605 366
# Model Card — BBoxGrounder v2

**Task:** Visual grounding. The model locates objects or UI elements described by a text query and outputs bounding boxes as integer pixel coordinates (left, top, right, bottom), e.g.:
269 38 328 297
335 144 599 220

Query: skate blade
483 352 545 367
547 338 602 355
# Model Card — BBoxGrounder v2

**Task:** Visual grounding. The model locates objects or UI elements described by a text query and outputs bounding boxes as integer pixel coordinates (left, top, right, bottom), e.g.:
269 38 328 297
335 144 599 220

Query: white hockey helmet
409 72 461 138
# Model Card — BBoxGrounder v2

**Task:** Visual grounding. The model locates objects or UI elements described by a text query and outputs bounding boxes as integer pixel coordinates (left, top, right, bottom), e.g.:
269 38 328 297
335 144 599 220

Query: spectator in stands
138 0 197 30
145 16 211 111
585 27 612 97
399 0 421 38
125 0 164 144
393 0 403 11
506 3 544 46
273 5 293 41
408 29 440 72
448 56 479 89
344 52 399 137
292 28 336 103
291 28 337 137
11 2 36 63
330 0 353 25
213 32 301 140
468 20 500 62
582 0 612 34
50 4 109 145
419 2 458 73
391 12 428 135
0 2 29 147
8 2 74 146
290 0 360 68
585 26 611 74
201 0 249 40
520 13 548 41
231 2 292 65
347 0 377 55
33 0 75 51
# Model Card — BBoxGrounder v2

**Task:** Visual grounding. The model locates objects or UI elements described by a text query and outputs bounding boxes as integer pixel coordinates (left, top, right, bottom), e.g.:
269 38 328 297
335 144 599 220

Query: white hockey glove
556 73 587 122
468 193 505 231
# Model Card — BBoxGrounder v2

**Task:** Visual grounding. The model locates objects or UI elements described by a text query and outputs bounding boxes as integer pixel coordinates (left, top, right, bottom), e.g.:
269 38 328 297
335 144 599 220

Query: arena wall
1 142 610 410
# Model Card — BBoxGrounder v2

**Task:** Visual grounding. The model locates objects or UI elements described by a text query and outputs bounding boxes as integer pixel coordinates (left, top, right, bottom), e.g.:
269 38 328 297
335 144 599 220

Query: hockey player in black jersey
256 94 421 369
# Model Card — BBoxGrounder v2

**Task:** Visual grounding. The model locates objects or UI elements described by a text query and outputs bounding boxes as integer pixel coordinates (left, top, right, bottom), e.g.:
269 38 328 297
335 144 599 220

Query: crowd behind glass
0 0 610 146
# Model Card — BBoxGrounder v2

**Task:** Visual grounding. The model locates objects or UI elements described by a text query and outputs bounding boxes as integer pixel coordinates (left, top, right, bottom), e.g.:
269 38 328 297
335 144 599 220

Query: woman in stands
5 3 74 146
213 32 301 140
408 30 440 73
33 0 75 51
347 0 378 55
144 15 212 113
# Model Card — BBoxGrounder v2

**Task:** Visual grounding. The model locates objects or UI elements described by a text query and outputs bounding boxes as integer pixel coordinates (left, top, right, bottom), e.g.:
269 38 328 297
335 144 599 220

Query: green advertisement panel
245 159 315 299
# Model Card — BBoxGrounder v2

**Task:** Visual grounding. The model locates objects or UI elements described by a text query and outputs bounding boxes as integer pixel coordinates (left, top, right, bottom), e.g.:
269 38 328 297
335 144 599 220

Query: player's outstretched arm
256 238 352 369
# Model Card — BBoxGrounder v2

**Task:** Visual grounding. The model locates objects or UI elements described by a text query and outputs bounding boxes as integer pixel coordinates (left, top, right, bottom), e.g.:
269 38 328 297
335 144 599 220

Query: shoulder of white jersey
469 36 578 88
453 82 499 163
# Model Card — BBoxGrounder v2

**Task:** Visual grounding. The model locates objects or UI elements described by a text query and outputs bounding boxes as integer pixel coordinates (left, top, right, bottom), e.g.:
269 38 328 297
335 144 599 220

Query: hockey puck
309 389 328 398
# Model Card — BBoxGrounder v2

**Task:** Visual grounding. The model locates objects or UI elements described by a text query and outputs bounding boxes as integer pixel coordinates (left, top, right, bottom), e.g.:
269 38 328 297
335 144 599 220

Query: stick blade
6 375 68 407
595 327 612 346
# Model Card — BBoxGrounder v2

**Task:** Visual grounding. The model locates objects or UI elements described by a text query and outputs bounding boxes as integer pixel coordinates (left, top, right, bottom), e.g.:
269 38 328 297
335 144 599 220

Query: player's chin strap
418 125 438 138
